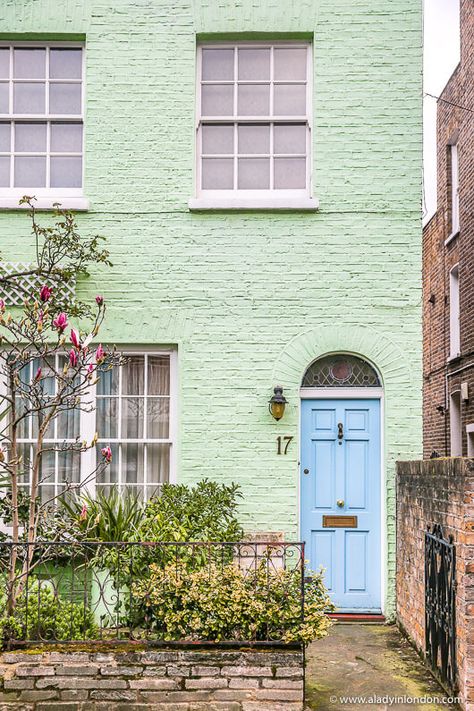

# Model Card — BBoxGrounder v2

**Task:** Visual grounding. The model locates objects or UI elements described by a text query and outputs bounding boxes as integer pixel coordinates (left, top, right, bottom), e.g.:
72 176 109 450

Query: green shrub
135 480 244 542
132 559 333 645
0 580 97 643
61 487 145 542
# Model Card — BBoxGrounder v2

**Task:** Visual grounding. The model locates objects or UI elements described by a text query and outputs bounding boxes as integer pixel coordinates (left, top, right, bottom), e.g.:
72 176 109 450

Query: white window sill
188 196 319 211
445 229 460 246
447 353 461 363
0 196 89 211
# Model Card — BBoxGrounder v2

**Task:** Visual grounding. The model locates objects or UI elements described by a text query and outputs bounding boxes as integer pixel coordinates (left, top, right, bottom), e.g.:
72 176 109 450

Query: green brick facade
0 1 422 617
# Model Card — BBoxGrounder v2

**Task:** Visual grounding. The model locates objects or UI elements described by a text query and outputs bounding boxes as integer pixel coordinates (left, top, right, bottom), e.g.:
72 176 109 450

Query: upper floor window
449 142 460 237
0 43 87 209
449 264 460 359
189 42 317 211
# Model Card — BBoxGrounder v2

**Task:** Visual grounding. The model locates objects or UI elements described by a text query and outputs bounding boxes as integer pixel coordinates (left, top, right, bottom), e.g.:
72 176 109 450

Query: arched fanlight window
302 354 381 388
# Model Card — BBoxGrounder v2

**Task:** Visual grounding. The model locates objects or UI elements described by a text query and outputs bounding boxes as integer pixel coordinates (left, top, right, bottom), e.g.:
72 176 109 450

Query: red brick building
423 0 474 458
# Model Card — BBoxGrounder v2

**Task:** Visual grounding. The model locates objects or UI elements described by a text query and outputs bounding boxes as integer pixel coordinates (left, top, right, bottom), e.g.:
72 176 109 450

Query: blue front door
301 398 381 612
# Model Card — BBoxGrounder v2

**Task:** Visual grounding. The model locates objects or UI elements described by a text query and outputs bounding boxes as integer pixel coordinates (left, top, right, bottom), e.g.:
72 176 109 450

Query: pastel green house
0 0 422 617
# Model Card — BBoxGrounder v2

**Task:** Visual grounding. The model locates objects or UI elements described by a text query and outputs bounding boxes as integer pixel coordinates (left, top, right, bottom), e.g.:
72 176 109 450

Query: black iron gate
425 524 456 691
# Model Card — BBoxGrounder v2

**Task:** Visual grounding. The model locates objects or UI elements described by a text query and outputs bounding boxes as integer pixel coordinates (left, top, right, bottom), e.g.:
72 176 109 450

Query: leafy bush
132 559 333 644
61 487 144 542
135 480 244 543
0 580 97 643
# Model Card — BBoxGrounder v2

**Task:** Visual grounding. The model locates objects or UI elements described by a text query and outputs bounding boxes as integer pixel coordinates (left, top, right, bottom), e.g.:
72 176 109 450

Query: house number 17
277 436 293 455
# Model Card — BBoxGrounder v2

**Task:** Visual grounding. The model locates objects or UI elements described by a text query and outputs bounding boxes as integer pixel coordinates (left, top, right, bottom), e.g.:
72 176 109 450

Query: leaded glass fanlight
302 354 381 388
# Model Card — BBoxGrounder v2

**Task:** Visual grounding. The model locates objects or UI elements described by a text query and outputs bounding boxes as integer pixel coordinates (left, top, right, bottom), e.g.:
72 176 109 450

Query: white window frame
449 264 460 360
189 41 318 211
12 348 177 500
449 390 462 456
0 40 88 211
450 142 460 238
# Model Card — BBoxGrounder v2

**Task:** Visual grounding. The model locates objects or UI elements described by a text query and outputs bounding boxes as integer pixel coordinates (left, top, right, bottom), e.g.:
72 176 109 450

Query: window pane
0 157 9 186
202 48 234 81
13 48 46 79
0 83 8 113
123 356 144 395
238 84 270 115
238 158 269 189
122 397 144 439
274 157 306 189
57 450 80 484
14 156 46 187
122 443 144 484
96 444 119 484
147 398 170 438
202 157 233 189
51 122 83 152
13 83 45 113
147 444 170 486
238 124 270 154
0 122 8 150
39 485 55 505
50 156 82 188
49 83 81 114
49 49 82 79
201 84 233 116
15 122 47 152
148 356 170 395
97 367 119 396
96 397 118 439
274 84 306 115
38 449 55 488
238 48 270 80
57 405 80 440
274 48 307 80
0 49 9 79
274 124 306 154
202 124 233 154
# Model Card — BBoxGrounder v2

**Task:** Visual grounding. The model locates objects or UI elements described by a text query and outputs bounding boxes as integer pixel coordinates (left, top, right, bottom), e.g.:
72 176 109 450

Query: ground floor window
17 350 176 501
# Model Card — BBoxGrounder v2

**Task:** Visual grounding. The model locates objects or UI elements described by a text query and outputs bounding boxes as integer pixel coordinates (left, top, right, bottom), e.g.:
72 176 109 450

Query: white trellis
0 262 75 306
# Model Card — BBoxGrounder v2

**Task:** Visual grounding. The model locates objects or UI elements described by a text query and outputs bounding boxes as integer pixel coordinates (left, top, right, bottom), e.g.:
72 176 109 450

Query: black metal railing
0 541 304 647
425 524 457 691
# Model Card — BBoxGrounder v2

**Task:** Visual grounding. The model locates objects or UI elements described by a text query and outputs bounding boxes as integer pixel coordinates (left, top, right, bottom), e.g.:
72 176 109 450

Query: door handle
338 422 344 440
336 499 345 508
303 468 310 475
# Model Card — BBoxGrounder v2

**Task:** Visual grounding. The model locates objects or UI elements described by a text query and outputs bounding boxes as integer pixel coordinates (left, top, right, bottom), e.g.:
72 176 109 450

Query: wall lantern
268 386 288 421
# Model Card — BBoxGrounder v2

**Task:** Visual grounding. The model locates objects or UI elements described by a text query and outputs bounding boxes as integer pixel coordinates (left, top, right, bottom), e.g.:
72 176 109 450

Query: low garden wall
397 457 474 710
0 645 304 710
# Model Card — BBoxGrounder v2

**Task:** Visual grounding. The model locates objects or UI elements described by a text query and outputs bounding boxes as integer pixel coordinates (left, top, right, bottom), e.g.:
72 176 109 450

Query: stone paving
305 623 461 711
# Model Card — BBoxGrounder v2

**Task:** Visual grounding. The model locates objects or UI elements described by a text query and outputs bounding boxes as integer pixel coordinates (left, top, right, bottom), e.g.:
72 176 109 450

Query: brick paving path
305 623 461 710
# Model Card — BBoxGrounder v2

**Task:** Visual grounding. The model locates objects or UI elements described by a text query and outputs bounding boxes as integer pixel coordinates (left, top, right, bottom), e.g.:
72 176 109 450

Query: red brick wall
397 458 474 709
423 0 474 458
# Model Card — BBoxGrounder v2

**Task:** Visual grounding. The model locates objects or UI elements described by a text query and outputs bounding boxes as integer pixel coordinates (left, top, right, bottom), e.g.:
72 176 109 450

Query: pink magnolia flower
101 446 112 463
95 295 104 306
70 328 81 350
0 299 5 312
34 367 42 381
53 312 68 332
39 285 52 302
87 363 94 377
79 504 87 522
69 349 78 367
95 344 105 364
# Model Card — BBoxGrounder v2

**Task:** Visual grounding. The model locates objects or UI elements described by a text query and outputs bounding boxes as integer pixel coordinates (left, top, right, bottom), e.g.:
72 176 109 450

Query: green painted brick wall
0 0 422 616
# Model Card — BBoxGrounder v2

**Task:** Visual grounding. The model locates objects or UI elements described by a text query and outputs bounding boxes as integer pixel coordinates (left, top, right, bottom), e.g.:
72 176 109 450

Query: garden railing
0 540 305 647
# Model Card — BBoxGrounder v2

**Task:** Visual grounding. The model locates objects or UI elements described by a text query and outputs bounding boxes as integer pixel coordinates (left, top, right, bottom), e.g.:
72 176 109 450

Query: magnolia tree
0 198 121 609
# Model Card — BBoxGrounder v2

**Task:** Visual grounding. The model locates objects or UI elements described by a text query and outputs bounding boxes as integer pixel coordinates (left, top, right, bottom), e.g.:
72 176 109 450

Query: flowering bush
132 558 334 645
